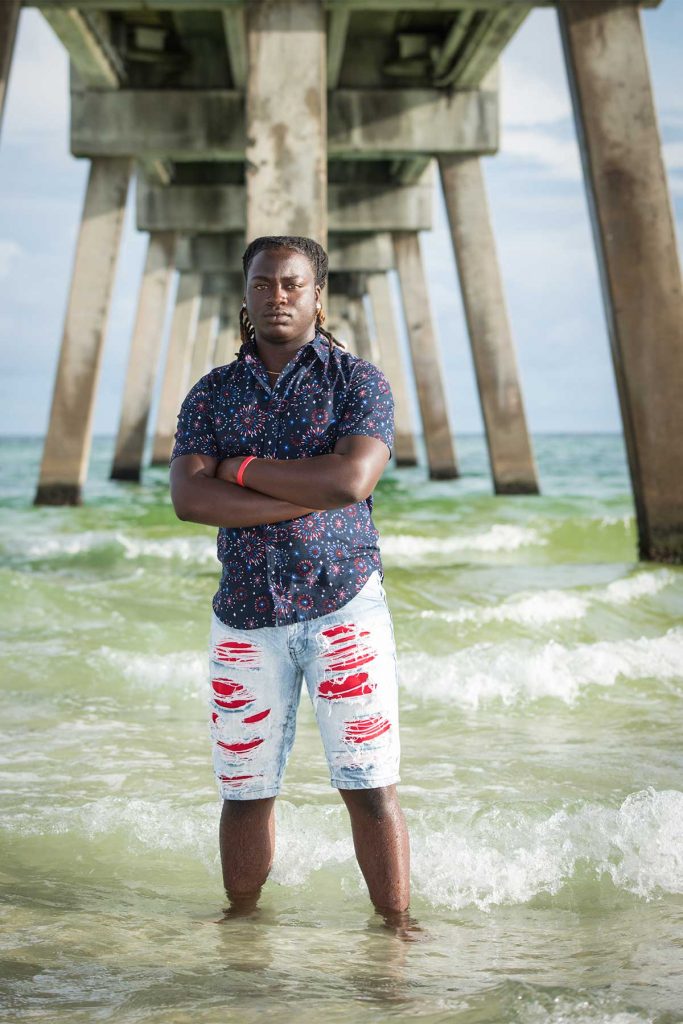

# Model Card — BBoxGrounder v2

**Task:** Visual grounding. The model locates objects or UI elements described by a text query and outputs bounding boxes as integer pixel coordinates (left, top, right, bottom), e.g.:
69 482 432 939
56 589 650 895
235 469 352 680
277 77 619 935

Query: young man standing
169 236 411 929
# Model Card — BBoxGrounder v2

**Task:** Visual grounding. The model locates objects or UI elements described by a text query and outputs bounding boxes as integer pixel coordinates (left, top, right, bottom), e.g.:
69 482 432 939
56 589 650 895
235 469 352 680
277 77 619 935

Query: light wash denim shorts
207 569 401 800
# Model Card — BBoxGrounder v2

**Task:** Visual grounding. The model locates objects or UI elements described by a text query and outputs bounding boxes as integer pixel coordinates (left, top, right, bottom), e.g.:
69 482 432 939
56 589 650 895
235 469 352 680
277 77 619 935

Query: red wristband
236 455 257 487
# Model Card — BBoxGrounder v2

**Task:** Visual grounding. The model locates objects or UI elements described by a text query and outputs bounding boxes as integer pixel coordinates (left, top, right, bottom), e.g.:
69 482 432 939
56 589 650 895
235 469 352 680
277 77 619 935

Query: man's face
245 248 321 346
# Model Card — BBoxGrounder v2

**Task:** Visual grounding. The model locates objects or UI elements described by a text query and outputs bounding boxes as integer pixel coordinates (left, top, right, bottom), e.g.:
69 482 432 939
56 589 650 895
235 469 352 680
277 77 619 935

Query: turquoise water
1 433 682 1024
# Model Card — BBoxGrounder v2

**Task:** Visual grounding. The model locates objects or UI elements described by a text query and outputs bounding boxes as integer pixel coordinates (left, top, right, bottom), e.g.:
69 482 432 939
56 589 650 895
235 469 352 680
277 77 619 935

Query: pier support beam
111 231 176 482
366 272 419 468
0 0 21 136
34 158 131 506
214 289 242 368
349 293 376 364
188 283 221 386
439 155 539 494
393 231 458 479
559 1 683 562
151 271 200 467
327 291 357 355
245 0 326 243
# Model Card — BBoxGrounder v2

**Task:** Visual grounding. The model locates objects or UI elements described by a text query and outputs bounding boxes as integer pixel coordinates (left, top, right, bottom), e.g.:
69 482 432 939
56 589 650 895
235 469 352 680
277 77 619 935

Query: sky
0 3 681 438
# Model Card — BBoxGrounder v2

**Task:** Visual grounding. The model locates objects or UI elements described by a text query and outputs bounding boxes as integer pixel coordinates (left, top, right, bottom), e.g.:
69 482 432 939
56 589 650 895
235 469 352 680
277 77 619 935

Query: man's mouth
265 312 291 321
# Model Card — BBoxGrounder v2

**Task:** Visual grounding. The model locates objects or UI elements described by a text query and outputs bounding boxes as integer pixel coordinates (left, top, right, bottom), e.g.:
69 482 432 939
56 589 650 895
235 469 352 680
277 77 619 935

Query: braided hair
239 235 346 354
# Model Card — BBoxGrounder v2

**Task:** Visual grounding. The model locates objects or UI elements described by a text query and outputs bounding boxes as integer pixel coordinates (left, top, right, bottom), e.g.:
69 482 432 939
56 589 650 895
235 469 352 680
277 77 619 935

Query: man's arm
169 453 324 528
217 435 391 508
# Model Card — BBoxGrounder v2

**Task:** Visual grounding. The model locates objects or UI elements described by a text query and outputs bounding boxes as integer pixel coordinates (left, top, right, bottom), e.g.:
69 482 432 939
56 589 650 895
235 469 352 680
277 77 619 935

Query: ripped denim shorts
206 569 401 800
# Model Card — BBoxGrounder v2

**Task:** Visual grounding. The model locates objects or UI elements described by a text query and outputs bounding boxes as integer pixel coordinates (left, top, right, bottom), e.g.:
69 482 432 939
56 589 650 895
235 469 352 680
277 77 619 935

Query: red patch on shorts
213 638 261 668
342 713 391 744
218 774 255 786
317 671 374 700
211 677 255 710
319 623 376 672
243 708 271 724
217 737 264 754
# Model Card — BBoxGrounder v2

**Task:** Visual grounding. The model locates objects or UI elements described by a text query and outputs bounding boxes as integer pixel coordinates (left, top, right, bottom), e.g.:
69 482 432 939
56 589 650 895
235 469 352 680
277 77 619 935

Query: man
169 235 411 930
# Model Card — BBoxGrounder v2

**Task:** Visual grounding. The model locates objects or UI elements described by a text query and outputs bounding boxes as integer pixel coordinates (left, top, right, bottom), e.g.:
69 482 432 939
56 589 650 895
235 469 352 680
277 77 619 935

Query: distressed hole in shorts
212 636 262 669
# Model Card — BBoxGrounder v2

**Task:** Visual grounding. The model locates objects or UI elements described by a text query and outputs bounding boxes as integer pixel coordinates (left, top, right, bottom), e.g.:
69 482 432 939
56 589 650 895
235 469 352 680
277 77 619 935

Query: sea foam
399 627 683 708
417 569 676 628
6 787 681 912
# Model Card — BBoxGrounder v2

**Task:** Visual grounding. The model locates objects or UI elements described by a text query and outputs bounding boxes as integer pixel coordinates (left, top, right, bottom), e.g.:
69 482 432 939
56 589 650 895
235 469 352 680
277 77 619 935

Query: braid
239 235 346 355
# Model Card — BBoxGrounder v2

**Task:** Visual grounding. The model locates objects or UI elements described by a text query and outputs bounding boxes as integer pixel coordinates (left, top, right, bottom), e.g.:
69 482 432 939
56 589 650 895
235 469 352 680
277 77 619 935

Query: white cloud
3 10 70 138
0 240 23 279
500 60 571 128
500 126 582 182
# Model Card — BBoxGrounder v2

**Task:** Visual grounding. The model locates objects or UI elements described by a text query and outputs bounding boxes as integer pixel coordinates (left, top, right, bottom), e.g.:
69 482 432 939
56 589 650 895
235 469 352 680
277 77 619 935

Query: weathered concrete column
214 289 242 368
349 293 378 364
110 231 176 481
327 291 357 355
559 2 683 562
34 158 131 506
150 271 201 467
439 155 539 494
0 0 20 137
366 271 418 468
393 232 458 479
245 0 326 243
188 283 221 386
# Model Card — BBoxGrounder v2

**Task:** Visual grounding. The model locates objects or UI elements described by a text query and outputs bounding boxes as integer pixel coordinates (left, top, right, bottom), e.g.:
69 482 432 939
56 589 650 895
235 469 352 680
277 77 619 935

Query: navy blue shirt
170 330 395 629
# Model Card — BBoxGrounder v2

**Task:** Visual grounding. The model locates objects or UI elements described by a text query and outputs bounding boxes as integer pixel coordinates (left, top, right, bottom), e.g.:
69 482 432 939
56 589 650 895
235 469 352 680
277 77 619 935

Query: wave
417 569 676 628
399 627 683 708
381 524 546 558
4 787 680 912
90 646 207 695
410 786 683 912
18 530 218 565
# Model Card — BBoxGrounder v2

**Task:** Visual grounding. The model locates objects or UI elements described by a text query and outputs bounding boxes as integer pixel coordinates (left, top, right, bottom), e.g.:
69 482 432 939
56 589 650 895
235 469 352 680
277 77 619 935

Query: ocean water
1 433 682 1024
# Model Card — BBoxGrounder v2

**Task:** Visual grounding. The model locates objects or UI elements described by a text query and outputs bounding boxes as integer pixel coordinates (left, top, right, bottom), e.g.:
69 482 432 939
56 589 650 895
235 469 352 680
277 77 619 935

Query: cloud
500 60 571 128
0 240 23 279
499 127 582 182
3 10 70 139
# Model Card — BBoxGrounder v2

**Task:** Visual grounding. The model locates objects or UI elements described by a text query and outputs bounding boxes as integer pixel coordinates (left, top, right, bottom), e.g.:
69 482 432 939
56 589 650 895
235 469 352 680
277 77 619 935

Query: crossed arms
169 434 391 529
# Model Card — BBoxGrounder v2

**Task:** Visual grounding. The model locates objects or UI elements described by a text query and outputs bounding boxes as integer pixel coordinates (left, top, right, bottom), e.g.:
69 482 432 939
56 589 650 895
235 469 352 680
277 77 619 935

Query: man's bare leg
219 796 276 914
339 785 410 913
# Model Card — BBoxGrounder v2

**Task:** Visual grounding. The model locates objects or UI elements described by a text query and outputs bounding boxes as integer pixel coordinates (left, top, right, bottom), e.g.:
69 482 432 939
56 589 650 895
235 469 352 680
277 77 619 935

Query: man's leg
220 795 276 909
338 784 410 913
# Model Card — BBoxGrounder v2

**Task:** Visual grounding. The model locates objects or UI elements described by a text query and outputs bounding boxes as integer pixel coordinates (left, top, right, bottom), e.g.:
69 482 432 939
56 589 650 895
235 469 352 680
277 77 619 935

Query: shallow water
1 433 682 1023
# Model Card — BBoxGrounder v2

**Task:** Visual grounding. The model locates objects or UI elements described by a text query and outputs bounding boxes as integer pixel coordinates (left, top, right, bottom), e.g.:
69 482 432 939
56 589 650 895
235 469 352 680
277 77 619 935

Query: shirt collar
240 330 330 368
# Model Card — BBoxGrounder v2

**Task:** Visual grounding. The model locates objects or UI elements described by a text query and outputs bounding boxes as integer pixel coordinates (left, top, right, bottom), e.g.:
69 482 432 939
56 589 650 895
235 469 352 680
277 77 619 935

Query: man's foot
213 891 262 922
375 907 431 943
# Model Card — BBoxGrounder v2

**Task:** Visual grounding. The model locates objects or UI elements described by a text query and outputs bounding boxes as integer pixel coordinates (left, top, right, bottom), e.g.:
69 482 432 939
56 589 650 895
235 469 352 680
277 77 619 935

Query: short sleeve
337 361 395 457
169 374 219 465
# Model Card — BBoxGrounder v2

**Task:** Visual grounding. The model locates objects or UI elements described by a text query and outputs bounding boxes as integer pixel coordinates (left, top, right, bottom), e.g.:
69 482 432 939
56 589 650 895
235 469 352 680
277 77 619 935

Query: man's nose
271 283 288 304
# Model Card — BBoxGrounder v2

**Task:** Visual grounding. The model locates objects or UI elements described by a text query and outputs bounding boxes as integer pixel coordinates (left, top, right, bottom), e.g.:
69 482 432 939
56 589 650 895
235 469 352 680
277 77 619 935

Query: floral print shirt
170 330 395 629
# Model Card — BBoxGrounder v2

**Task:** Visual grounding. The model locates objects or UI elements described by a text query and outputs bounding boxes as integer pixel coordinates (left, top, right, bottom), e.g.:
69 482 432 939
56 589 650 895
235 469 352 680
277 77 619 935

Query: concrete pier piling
366 272 419 468
0 0 21 137
34 157 131 506
189 284 221 387
111 231 176 482
393 231 458 480
151 271 201 468
245 0 327 243
439 155 539 495
559 0 683 562
214 290 243 369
